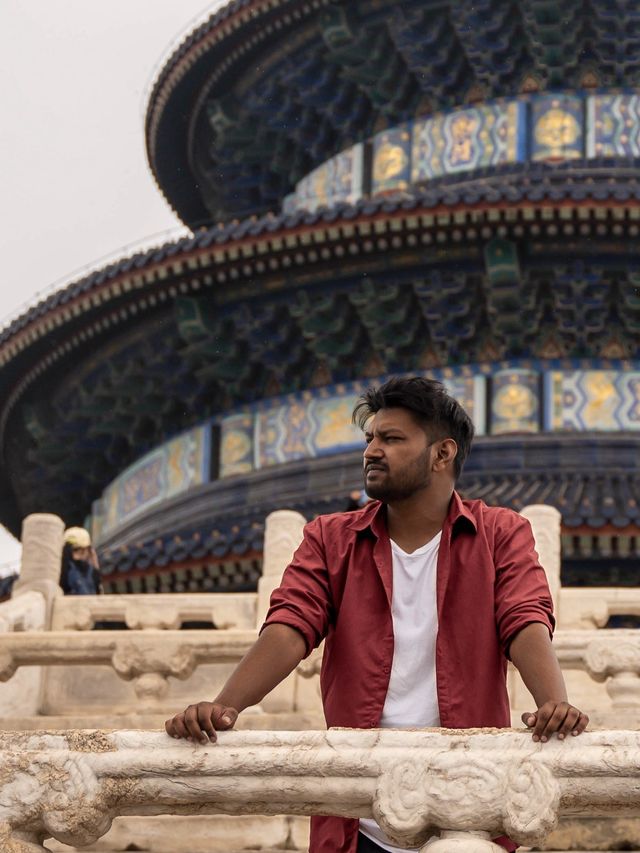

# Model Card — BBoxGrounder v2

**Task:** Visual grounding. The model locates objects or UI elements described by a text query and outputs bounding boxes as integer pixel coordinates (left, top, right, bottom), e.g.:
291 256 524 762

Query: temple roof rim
4 159 640 353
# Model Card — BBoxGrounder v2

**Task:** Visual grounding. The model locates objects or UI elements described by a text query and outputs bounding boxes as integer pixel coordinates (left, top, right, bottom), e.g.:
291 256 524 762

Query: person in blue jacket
60 527 102 595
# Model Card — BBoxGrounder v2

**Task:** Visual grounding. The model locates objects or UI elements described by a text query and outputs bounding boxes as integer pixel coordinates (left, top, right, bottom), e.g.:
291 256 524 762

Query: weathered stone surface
2 729 640 851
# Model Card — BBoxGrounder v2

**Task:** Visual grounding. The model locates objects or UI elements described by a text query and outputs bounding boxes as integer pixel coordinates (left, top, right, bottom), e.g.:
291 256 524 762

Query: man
166 377 588 852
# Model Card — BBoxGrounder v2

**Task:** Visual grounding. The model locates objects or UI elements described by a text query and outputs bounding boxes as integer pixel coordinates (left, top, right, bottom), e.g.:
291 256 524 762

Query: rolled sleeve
261 518 333 657
493 513 555 658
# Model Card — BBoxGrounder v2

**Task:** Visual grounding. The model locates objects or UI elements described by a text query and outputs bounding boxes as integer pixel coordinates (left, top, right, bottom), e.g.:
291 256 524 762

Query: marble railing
1 728 639 852
3 507 640 725
558 587 640 629
44 587 640 634
50 592 257 630
555 629 640 708
0 629 255 700
0 629 640 709
1 626 639 718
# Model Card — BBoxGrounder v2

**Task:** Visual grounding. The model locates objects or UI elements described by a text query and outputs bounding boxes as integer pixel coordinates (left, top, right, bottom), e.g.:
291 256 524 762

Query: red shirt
263 492 555 852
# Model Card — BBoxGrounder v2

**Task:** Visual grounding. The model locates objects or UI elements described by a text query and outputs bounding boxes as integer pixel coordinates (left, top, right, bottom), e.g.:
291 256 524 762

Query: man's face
363 407 434 502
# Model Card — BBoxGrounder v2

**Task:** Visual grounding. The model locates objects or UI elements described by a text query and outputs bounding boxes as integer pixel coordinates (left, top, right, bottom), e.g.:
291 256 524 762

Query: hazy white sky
0 0 228 571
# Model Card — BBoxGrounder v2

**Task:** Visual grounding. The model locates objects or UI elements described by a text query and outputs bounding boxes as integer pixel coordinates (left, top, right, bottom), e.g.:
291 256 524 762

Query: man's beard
364 448 431 502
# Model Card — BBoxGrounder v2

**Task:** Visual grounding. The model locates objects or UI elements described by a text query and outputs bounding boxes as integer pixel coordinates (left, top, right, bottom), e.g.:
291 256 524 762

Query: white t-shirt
359 531 442 852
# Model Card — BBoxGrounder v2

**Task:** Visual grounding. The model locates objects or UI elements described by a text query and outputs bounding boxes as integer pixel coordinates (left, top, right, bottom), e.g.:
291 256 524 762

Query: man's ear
433 438 458 471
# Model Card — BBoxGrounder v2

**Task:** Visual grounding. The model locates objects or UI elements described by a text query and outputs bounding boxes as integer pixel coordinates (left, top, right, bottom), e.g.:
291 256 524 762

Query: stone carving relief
0 752 114 849
584 635 640 706
374 755 559 849
585 635 640 680
0 729 638 851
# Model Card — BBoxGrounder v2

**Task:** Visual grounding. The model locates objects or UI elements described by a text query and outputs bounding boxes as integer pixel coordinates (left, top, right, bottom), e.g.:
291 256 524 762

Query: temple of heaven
0 0 639 597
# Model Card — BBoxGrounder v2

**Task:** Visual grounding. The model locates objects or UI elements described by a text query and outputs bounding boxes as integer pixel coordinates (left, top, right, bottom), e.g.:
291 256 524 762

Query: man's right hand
165 701 239 744
164 624 307 745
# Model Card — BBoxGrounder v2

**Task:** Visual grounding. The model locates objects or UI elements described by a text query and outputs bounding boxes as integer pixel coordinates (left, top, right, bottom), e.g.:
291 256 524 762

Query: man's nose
364 439 383 459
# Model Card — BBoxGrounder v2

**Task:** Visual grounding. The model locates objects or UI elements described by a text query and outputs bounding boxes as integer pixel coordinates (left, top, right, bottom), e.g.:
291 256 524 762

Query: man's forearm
509 621 566 706
165 623 308 742
215 622 307 712
510 621 589 740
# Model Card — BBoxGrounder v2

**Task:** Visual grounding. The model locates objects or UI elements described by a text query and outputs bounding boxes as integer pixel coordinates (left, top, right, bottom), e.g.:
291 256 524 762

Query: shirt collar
448 489 478 533
345 490 478 536
345 499 386 534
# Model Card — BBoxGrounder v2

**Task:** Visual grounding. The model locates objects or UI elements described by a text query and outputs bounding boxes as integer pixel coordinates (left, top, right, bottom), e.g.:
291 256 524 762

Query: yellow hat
63 527 92 549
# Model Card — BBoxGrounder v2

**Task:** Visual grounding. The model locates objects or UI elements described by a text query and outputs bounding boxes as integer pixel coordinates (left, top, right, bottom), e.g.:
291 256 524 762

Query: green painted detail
176 296 220 341
484 238 521 286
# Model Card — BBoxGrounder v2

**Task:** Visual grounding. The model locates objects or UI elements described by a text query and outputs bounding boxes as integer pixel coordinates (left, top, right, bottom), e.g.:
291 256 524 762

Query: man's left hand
522 701 589 742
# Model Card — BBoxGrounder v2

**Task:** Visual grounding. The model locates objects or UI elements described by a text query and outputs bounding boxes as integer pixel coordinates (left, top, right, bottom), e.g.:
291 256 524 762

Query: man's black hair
352 376 475 480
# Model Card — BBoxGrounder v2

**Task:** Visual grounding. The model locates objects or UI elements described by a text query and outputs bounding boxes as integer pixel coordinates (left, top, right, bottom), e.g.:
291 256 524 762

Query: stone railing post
12 513 64 618
256 510 306 624
1 514 63 719
520 504 561 616
257 510 306 713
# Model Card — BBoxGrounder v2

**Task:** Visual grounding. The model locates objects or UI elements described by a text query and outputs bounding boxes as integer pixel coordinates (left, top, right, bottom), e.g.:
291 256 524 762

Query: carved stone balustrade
555 629 640 708
558 587 640 629
1 728 640 852
50 593 257 631
5 626 638 712
0 630 255 701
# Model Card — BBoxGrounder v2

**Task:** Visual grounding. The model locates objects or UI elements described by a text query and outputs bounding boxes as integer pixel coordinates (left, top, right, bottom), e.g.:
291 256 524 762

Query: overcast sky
0 0 227 572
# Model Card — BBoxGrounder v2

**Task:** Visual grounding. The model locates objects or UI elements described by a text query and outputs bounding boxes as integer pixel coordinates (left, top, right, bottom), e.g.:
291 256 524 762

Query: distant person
60 527 102 595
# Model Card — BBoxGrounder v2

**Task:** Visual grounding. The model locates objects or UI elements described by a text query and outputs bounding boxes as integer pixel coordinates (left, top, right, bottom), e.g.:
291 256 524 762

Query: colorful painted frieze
219 414 255 477
165 426 210 497
587 94 640 157
294 144 365 212
371 124 412 194
120 451 167 519
491 369 540 434
412 101 526 183
95 425 210 537
531 94 584 161
442 375 487 436
256 392 363 467
544 370 640 431
307 394 363 453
